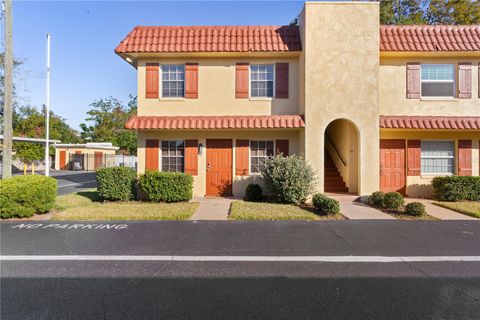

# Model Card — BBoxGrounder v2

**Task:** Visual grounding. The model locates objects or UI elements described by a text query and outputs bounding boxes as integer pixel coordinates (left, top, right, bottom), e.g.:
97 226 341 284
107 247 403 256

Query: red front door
59 150 67 169
380 139 406 194
206 139 233 196
94 151 103 170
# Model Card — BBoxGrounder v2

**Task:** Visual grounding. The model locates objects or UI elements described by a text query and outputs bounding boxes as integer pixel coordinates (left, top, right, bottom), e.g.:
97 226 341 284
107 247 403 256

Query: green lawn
229 201 345 221
54 190 198 221
433 201 480 219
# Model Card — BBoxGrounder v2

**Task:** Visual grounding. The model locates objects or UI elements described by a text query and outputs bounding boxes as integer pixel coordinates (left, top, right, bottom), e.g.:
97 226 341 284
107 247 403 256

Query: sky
7 0 305 131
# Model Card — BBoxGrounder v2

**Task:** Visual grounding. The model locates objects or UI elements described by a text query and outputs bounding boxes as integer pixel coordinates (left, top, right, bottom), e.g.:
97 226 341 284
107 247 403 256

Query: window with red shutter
407 140 420 176
235 140 249 176
145 63 159 99
145 139 159 171
185 63 198 99
406 63 420 99
458 140 472 176
275 63 289 99
235 63 249 99
184 140 198 175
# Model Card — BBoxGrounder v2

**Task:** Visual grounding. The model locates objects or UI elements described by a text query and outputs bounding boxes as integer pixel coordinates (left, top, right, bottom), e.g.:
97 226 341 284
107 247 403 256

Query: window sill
158 98 186 102
420 97 457 102
420 173 454 178
249 97 273 101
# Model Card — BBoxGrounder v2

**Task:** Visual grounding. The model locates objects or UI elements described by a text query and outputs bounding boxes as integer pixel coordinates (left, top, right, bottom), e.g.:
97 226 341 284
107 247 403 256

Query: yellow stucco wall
380 57 480 116
137 57 300 116
137 130 301 197
300 1 380 196
54 147 117 171
381 130 480 197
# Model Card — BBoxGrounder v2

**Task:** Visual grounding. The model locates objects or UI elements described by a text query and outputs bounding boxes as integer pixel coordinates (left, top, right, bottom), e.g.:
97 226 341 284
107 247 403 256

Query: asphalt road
1 220 480 319
52 171 97 195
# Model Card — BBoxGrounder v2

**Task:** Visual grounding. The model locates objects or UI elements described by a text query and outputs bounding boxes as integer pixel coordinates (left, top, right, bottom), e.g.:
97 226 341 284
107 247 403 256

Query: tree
0 53 22 132
425 0 480 25
380 0 426 25
80 95 137 154
13 142 44 174
13 105 80 154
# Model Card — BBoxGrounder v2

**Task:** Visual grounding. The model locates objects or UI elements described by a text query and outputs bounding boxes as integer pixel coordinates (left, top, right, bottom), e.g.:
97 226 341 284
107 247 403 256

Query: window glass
162 64 185 97
420 141 454 174
251 64 274 97
250 140 274 173
161 140 185 172
420 64 455 97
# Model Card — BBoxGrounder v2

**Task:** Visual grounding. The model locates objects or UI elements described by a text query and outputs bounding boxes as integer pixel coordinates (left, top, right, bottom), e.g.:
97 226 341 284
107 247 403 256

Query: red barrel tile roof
380 25 480 52
115 26 302 53
125 115 305 130
380 116 480 130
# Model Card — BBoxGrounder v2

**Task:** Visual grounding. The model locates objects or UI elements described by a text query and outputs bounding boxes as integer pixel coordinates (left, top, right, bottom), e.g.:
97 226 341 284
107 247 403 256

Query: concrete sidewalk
328 194 395 220
190 197 234 220
405 198 476 220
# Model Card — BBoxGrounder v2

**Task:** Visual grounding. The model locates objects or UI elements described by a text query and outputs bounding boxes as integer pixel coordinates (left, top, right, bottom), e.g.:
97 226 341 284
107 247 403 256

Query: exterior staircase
324 151 348 193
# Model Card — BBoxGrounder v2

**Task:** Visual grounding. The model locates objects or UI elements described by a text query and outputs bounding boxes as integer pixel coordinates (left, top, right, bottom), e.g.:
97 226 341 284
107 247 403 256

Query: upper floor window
161 140 184 172
250 64 274 98
421 140 454 175
421 64 455 98
162 64 185 98
250 140 274 173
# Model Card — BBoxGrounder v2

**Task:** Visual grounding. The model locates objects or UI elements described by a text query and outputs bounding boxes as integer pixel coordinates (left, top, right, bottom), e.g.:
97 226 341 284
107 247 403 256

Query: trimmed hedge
96 167 137 201
432 176 480 202
369 191 385 208
262 154 317 204
405 202 426 216
382 192 405 210
0 175 57 218
138 171 193 202
312 193 340 215
245 183 263 202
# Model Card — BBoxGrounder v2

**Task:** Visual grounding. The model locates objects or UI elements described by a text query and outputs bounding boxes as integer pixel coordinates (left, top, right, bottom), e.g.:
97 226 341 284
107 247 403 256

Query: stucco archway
324 118 360 194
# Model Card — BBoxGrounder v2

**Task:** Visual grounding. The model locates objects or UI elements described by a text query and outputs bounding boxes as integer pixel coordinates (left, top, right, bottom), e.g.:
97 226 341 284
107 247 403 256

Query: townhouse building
116 1 480 198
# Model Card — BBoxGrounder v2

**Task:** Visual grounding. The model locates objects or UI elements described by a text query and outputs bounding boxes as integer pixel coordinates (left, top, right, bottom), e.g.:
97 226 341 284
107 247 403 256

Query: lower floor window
161 140 184 172
250 140 274 173
421 140 454 174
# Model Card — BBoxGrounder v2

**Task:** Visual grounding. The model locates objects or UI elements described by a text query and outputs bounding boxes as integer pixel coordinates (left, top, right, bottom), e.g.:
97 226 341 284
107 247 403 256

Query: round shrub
432 176 480 202
382 192 404 210
369 191 385 208
245 183 263 202
0 175 57 219
405 202 426 216
261 154 317 204
312 193 340 215
138 171 193 202
96 167 137 201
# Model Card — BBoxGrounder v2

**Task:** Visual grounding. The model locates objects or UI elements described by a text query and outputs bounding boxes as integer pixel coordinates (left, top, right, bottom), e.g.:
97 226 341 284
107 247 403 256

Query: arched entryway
324 119 360 194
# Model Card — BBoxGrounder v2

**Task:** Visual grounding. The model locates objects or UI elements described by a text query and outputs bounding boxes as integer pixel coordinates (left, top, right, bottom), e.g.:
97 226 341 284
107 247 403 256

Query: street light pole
2 0 13 179
44 33 50 176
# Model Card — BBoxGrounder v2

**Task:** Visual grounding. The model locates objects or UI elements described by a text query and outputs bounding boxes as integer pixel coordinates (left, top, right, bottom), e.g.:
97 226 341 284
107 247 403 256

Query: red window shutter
235 140 249 176
235 63 249 99
275 63 289 99
458 140 472 176
275 140 289 156
185 63 199 99
145 63 159 99
407 140 421 176
145 139 159 171
406 63 420 99
185 140 198 176
458 63 472 99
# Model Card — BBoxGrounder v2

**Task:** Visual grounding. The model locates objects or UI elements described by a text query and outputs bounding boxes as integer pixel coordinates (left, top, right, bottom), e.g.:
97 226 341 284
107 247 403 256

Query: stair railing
325 133 347 167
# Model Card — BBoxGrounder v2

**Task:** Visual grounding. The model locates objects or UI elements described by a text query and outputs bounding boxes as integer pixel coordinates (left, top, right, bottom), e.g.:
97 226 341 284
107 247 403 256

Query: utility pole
2 0 13 179
44 33 50 176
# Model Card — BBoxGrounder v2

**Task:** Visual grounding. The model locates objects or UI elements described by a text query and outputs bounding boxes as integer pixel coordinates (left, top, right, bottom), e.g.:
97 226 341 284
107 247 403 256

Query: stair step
324 151 348 193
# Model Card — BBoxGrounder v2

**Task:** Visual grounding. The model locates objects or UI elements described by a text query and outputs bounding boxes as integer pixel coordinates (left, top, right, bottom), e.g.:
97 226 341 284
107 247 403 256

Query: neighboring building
54 143 119 171
116 1 480 198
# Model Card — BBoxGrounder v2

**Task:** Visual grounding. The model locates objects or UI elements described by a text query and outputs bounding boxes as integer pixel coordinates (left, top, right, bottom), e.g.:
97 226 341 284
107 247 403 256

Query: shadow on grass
76 190 102 203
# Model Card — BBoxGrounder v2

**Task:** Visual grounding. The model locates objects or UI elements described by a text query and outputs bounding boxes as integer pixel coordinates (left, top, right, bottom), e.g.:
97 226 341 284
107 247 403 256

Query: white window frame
160 64 185 98
250 140 275 174
160 140 185 173
249 64 275 99
420 64 456 98
420 140 455 176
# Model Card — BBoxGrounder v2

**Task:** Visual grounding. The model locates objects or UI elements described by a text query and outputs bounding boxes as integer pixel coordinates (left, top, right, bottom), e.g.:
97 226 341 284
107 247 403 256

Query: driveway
51 171 97 195
1 220 480 319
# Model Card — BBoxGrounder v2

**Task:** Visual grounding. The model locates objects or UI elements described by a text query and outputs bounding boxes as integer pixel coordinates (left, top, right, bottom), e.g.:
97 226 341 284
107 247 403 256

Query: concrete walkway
328 194 395 220
190 197 234 220
405 198 476 220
